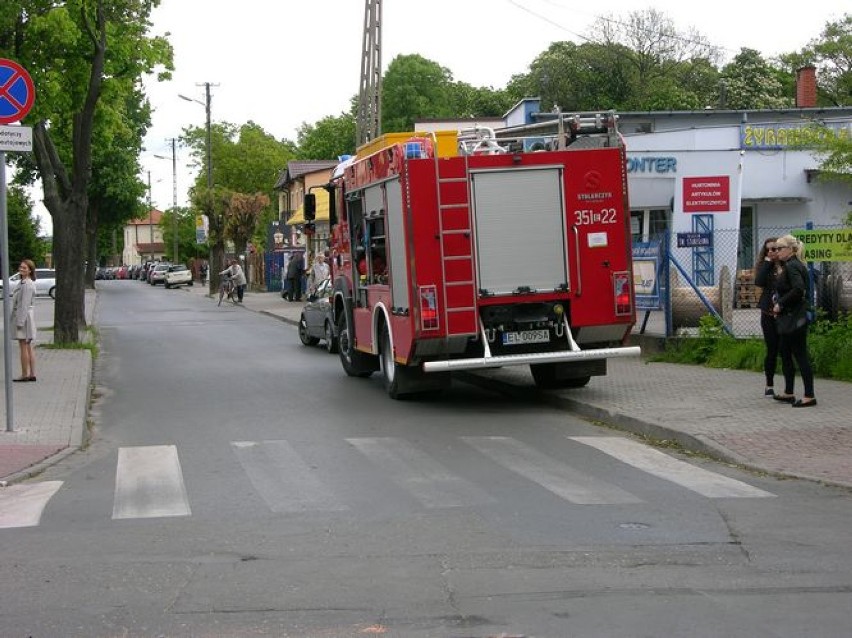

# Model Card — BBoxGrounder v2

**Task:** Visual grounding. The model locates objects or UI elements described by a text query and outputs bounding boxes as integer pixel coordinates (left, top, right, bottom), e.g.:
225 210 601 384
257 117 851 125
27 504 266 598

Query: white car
164 264 193 288
1 268 57 299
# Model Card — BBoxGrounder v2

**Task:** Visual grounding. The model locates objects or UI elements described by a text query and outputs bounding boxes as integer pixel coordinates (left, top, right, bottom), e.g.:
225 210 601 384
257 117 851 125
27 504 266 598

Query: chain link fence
634 225 851 338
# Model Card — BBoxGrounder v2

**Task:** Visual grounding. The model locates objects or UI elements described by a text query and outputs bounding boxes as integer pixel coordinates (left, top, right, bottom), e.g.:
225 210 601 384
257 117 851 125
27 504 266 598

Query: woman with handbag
753 237 782 397
771 235 816 408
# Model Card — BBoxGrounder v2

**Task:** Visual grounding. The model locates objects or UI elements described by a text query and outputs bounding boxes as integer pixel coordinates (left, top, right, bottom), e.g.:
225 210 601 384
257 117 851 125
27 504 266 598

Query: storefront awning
287 207 305 225
286 189 330 225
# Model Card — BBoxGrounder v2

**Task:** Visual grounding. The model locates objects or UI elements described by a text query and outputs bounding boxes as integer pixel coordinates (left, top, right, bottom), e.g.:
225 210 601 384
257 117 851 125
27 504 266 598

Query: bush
652 313 852 382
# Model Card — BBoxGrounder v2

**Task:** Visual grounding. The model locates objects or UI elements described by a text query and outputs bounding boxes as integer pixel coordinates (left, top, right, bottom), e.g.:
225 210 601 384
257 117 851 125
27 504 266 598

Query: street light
178 83 214 191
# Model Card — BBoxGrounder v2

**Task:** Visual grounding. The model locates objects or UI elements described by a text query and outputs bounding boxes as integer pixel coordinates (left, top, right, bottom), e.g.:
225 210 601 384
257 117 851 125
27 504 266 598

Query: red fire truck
304 112 640 398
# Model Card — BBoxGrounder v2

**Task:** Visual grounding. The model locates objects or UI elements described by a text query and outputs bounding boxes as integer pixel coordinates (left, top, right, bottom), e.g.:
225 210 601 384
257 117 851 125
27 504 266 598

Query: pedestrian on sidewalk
220 259 246 303
12 259 37 382
772 235 816 408
285 252 305 302
307 252 329 297
754 237 782 397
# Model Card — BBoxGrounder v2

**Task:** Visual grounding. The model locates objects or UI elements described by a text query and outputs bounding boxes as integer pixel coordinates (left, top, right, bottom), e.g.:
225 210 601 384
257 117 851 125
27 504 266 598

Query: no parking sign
0 58 35 124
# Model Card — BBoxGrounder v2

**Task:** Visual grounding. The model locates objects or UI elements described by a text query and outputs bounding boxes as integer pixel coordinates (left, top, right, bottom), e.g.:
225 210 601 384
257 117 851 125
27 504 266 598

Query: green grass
40 326 99 359
651 313 852 382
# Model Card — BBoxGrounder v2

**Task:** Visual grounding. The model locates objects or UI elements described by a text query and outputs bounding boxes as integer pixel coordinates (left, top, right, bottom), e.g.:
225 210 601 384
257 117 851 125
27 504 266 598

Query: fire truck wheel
337 313 375 377
379 324 401 397
530 363 591 389
299 314 319 346
324 320 338 354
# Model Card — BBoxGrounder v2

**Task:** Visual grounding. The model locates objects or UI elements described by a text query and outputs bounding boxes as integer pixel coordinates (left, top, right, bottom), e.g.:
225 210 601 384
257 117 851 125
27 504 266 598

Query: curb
456 371 852 491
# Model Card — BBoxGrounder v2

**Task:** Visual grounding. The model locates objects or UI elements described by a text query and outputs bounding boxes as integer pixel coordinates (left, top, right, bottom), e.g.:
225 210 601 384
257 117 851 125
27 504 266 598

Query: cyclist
219 259 246 303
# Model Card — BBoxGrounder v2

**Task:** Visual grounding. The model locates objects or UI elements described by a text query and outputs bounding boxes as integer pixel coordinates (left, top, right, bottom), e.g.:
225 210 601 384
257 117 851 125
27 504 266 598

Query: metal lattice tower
357 0 382 146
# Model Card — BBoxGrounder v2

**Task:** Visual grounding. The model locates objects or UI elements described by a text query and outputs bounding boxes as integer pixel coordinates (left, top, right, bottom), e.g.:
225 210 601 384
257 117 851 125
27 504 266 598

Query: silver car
148 263 171 285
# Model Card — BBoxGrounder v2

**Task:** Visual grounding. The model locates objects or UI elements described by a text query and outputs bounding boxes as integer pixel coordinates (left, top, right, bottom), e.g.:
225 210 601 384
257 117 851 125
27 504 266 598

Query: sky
32 0 846 235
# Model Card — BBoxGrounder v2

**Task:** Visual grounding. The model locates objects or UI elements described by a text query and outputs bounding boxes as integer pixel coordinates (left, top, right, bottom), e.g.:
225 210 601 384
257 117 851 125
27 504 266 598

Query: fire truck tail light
613 272 632 316
419 285 440 331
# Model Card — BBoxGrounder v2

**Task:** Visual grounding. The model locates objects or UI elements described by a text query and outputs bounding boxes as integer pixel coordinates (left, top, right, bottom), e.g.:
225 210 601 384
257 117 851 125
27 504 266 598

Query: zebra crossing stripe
112 445 191 519
0 481 63 529
461 436 642 505
569 436 775 499
347 437 495 508
231 441 348 513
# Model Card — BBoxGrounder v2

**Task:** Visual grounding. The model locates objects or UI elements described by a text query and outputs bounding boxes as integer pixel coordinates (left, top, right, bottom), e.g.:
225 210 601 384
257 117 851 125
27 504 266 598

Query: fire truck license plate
502 329 550 345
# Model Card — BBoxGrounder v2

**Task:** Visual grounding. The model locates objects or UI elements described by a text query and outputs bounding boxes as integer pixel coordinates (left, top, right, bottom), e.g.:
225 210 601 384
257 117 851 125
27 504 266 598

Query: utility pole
357 0 382 146
205 82 213 190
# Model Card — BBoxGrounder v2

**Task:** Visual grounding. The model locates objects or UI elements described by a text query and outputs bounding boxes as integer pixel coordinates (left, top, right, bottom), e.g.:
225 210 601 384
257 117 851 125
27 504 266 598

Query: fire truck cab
305 112 640 399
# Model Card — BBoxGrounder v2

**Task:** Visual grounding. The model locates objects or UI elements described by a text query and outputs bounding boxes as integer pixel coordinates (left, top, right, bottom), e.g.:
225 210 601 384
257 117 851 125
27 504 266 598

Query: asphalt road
1 280 851 637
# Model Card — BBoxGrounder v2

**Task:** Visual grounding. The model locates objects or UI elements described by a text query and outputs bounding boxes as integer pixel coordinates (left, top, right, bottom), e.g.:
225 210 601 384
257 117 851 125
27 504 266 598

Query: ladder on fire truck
434 152 479 336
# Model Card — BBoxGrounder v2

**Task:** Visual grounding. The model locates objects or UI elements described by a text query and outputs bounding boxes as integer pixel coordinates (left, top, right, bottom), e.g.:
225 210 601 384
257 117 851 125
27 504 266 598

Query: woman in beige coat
12 259 37 382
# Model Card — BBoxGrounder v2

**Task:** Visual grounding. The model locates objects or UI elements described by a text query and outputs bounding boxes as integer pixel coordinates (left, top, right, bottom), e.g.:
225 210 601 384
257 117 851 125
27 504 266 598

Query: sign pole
0 57 37 433
0 150 14 432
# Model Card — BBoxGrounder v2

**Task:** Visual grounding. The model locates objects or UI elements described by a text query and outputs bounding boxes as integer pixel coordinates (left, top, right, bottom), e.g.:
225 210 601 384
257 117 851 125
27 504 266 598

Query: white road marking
462 436 642 505
232 440 348 513
0 481 63 529
112 445 191 519
570 436 775 499
347 437 495 508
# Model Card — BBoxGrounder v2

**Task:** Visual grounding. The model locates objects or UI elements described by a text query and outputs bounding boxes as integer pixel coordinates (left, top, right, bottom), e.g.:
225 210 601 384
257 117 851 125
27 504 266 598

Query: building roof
128 209 164 226
274 160 340 190
134 242 165 255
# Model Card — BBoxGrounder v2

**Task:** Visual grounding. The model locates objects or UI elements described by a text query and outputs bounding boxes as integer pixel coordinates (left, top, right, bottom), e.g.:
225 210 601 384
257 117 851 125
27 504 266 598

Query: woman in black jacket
753 237 782 397
771 235 816 407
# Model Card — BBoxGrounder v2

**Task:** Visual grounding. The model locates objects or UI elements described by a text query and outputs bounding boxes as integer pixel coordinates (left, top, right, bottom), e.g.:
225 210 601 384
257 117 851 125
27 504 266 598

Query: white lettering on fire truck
578 191 613 201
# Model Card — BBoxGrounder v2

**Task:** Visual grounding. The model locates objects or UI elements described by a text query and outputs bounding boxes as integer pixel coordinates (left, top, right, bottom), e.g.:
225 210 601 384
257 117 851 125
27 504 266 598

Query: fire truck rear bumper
421 346 641 373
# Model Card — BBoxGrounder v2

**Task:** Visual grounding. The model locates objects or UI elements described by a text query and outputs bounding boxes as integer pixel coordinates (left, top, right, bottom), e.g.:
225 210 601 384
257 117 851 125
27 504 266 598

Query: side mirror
326 186 337 226
304 193 316 221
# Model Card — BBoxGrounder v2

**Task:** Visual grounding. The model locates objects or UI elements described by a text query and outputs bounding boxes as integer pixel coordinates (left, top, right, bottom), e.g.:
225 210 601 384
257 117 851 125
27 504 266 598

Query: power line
506 0 730 55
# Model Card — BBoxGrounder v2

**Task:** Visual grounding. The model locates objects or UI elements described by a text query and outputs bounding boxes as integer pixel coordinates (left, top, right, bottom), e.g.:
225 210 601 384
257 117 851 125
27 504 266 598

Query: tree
381 54 455 132
790 13 852 107
192 186 230 294
446 81 514 119
159 206 195 264
809 126 852 187
5 186 45 266
1 1 172 343
720 49 789 110
183 121 291 283
506 41 637 111
295 112 356 160
85 84 150 284
224 192 270 259
588 8 720 110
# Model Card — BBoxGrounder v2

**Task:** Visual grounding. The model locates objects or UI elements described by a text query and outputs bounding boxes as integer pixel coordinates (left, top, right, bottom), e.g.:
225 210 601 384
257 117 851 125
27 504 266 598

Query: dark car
298 278 338 353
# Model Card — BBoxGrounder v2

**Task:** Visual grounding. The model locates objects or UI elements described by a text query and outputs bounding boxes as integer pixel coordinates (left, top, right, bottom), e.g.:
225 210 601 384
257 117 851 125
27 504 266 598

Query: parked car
298 278 338 353
148 263 171 285
164 264 193 288
1 268 57 299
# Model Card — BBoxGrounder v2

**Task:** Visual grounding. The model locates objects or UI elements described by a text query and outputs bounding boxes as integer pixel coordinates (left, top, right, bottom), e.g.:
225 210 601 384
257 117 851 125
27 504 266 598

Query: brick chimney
796 66 817 108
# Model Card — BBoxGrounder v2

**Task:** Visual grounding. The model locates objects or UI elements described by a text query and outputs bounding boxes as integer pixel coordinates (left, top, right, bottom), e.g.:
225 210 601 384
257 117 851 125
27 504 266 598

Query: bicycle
218 274 237 306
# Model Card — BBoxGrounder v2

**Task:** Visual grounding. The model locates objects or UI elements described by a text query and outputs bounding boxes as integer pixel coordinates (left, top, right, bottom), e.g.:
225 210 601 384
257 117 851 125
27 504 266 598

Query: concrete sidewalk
2 284 850 491
0 291 94 484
